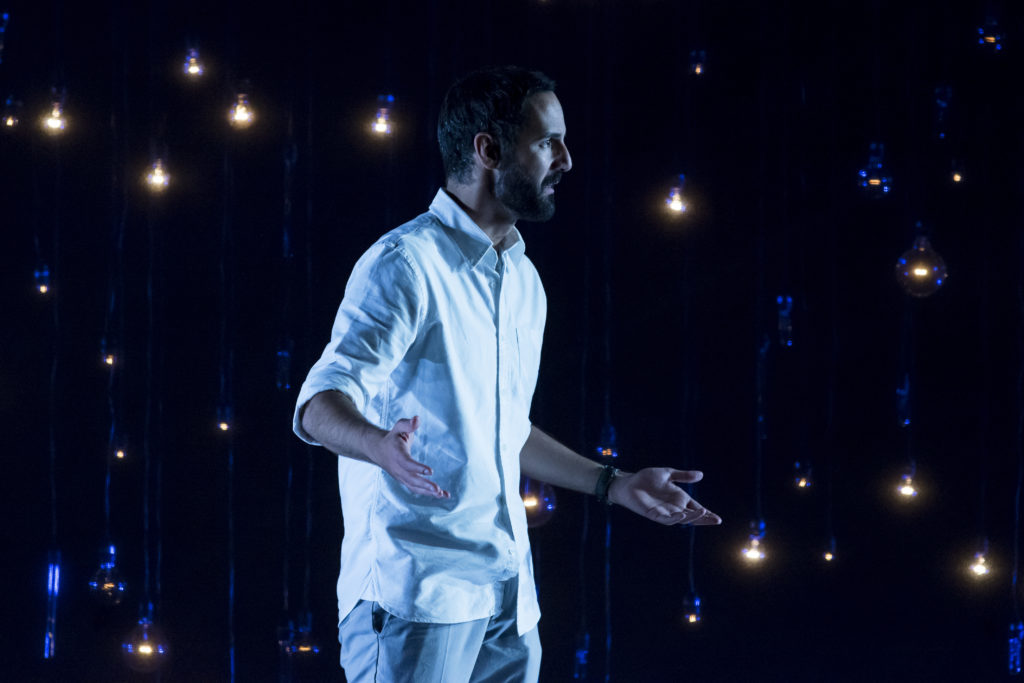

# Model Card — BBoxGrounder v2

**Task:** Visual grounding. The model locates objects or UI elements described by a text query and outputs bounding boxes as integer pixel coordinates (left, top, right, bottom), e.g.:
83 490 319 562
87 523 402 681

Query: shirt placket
493 253 518 574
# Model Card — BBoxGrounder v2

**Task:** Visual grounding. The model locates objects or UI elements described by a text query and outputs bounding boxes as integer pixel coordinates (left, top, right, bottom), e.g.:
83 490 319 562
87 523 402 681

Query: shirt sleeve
293 240 425 445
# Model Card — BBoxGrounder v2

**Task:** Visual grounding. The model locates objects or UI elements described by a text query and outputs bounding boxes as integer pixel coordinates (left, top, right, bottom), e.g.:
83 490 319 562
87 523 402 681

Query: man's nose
554 141 572 172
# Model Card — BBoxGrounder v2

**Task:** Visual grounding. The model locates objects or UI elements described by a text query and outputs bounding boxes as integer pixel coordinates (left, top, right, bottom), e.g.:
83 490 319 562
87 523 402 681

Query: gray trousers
338 579 541 683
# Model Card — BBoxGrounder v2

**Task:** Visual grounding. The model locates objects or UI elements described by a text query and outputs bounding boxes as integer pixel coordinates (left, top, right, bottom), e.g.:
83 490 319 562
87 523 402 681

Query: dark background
3 1 1024 681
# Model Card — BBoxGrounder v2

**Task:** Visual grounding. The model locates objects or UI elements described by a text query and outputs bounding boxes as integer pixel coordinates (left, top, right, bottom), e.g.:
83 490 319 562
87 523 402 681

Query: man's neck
443 182 515 248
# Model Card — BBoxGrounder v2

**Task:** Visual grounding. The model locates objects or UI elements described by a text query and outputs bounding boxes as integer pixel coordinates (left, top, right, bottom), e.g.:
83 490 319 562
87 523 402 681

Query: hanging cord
1012 227 1024 624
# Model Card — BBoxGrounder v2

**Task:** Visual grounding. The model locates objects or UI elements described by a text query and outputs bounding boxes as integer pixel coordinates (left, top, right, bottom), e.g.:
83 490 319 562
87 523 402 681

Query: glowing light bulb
34 265 51 294
122 612 169 673
857 142 892 197
103 353 116 366
898 473 917 498
665 174 687 213
970 552 990 578
952 172 962 183
895 232 948 298
43 102 66 133
278 611 320 659
793 460 812 489
742 520 767 563
371 94 395 135
88 545 127 606
978 19 1003 52
690 50 707 76
229 94 254 128
2 96 19 128
183 48 204 77
595 422 618 462
145 160 170 191
822 537 837 562
520 477 556 527
115 448 126 460
682 592 702 625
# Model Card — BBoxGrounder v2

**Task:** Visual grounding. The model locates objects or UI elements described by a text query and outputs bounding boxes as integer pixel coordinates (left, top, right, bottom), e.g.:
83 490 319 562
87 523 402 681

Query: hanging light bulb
278 611 320 658
665 174 687 214
183 48 204 77
793 460 812 489
776 295 794 348
897 470 918 499
2 95 21 128
741 519 766 563
895 233 948 298
122 608 169 673
1010 621 1024 675
682 591 702 625
145 159 170 192
34 264 51 295
690 50 707 76
969 551 991 578
42 98 66 133
371 94 395 135
950 160 965 184
229 93 254 128
114 446 127 460
595 422 618 462
520 477 556 527
857 142 891 197
217 405 233 432
88 544 127 606
43 550 61 659
822 537 837 562
977 18 1003 52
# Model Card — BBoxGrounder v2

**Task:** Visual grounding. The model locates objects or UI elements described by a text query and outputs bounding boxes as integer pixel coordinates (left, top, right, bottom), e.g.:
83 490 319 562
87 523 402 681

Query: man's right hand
369 416 451 499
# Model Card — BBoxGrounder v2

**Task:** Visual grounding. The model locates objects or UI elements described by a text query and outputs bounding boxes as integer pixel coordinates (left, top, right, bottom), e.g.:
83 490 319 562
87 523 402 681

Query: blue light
776 295 793 348
934 86 952 140
896 373 911 427
276 348 292 391
573 632 590 680
34 264 51 294
44 551 61 658
1010 622 1023 674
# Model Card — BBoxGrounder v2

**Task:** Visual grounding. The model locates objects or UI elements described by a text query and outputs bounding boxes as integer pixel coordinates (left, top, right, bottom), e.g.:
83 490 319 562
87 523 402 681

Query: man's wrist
594 464 620 505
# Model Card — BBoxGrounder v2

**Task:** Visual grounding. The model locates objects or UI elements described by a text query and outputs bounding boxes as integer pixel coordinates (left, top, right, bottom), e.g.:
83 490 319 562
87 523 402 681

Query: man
293 65 721 683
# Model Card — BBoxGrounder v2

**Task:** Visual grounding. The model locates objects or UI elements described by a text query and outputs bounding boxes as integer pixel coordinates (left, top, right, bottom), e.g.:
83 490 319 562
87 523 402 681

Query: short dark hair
438 66 556 183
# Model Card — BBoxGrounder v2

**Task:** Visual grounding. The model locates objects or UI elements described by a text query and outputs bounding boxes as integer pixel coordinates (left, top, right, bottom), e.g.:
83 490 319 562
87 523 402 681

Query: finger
400 473 451 499
668 469 704 484
691 510 722 525
392 415 420 440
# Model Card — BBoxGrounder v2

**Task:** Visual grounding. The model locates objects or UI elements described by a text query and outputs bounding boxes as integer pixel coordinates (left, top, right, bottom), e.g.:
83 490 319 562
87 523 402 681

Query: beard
495 162 561 222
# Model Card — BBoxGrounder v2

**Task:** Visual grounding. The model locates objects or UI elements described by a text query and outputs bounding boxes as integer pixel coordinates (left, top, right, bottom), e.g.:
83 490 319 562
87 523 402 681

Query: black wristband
594 465 620 506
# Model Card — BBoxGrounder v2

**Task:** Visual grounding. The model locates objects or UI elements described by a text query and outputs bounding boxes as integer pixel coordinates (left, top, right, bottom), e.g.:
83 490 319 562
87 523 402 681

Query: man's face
495 91 572 222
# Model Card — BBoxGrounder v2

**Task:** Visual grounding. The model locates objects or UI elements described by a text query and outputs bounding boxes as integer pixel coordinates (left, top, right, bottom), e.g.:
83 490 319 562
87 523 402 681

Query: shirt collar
429 189 527 269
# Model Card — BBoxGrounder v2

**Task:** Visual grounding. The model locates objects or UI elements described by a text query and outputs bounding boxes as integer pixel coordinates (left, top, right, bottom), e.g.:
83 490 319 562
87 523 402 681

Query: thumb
669 469 703 484
392 415 420 435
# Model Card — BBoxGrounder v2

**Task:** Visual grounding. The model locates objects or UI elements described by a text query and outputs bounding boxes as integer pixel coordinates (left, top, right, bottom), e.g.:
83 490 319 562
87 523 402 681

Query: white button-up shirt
294 189 545 635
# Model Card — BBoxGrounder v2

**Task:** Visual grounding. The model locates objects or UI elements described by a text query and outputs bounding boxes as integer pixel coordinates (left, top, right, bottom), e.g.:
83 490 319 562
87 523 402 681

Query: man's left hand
607 468 722 526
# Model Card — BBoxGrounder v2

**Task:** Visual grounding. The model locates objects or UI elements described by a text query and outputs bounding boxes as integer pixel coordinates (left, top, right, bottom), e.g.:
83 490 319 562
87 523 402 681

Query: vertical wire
1013 224 1024 623
222 145 237 681
301 43 316 622
599 1 617 678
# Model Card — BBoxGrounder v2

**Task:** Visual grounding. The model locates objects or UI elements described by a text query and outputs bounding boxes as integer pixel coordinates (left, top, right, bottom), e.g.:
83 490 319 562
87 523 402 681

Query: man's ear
473 132 501 170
